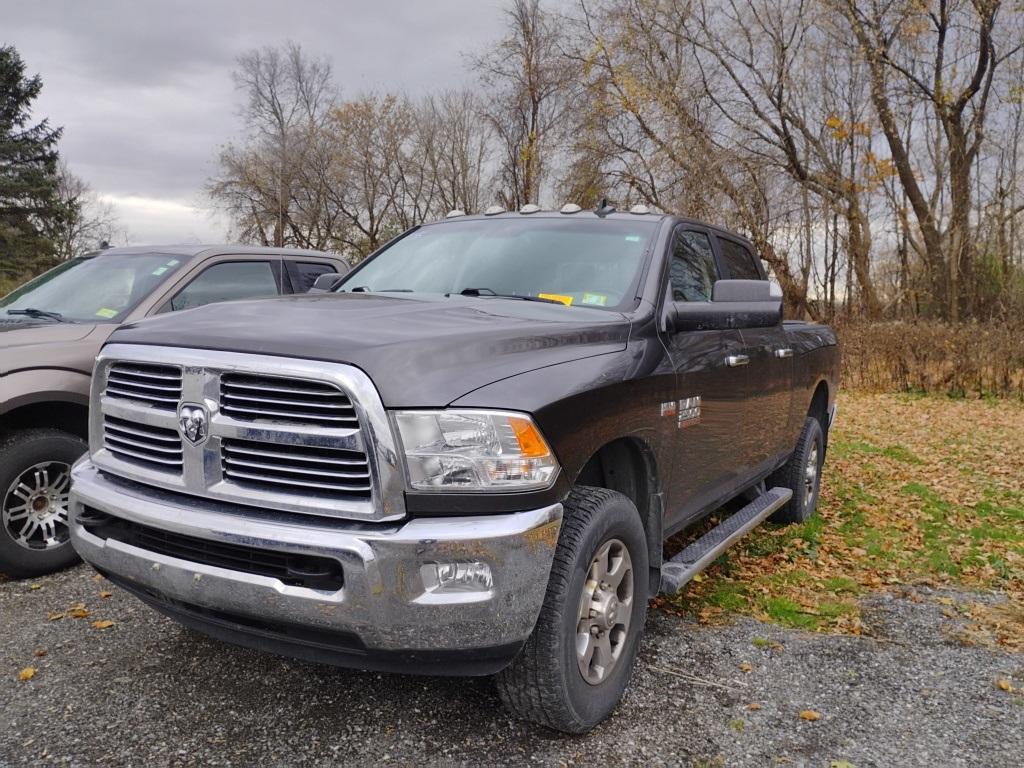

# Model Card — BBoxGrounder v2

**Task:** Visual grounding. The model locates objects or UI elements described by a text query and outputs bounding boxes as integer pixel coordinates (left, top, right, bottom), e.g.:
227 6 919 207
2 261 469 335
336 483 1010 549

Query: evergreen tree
0 45 66 285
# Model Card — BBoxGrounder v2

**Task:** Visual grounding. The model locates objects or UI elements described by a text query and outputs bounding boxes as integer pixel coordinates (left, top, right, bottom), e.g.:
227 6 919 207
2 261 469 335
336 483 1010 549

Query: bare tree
471 0 577 208
48 160 120 259
208 42 336 248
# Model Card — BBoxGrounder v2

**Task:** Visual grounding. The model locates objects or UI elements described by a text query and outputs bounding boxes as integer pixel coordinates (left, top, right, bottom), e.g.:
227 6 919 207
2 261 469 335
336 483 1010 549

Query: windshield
337 218 658 310
0 253 186 323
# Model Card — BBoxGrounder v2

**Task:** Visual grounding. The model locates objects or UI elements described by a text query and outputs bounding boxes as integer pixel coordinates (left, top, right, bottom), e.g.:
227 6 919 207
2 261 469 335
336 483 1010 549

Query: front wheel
0 429 87 578
496 486 649 733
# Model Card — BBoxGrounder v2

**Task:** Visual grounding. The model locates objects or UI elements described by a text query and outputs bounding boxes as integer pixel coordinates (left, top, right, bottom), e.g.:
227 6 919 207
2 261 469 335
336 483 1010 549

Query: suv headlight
394 409 559 491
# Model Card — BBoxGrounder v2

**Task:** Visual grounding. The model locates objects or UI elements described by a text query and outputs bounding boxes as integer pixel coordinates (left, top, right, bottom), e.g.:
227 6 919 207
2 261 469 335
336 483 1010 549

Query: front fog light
394 409 559 491
421 562 494 593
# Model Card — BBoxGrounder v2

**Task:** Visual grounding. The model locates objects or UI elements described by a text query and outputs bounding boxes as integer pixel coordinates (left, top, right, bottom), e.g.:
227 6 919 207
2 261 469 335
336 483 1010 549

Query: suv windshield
337 217 658 310
0 252 186 323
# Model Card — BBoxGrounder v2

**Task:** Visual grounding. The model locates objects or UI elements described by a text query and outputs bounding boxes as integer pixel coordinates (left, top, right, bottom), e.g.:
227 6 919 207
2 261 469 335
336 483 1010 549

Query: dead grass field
662 392 1024 650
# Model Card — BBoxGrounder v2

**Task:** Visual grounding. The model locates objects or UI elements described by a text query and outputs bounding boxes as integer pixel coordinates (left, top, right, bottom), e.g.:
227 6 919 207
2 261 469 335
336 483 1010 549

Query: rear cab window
717 238 762 280
286 261 338 292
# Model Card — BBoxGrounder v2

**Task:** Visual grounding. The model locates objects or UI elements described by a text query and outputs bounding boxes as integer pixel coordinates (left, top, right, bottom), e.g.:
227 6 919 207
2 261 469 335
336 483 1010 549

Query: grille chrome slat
221 443 367 466
221 437 371 499
105 433 183 455
223 468 372 493
222 456 370 479
220 373 358 428
103 415 183 472
105 362 182 411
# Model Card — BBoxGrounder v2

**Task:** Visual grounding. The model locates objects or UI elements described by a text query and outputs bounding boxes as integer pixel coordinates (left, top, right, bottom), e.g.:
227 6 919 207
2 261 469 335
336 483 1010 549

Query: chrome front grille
105 362 182 410
222 439 372 498
89 345 405 522
220 373 359 427
103 416 183 473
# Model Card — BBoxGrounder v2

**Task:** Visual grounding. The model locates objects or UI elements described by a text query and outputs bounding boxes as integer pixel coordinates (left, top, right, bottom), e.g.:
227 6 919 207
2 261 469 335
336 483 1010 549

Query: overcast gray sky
5 0 509 245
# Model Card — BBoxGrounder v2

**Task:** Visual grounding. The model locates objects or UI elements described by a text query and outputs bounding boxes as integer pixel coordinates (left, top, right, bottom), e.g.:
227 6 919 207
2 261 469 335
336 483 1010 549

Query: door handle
774 348 794 358
725 354 750 367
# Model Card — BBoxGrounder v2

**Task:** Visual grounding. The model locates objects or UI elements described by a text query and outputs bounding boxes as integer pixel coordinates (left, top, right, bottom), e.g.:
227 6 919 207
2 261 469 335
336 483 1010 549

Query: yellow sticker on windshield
95 308 119 319
582 293 608 306
538 293 573 306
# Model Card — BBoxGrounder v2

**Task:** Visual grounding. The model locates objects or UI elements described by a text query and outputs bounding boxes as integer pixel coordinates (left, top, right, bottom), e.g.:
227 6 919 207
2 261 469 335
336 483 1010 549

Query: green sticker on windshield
152 266 168 276
582 293 608 306
166 259 180 266
625 235 641 242
95 308 119 319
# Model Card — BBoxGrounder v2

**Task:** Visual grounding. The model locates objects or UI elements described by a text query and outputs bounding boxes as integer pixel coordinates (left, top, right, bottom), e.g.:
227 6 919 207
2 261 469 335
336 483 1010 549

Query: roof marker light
629 204 650 215
560 203 582 214
446 209 466 218
520 204 541 214
484 205 505 215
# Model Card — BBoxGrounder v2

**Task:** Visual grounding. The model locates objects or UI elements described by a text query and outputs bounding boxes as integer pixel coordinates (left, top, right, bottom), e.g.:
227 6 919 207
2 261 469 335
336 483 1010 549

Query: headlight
394 409 559 491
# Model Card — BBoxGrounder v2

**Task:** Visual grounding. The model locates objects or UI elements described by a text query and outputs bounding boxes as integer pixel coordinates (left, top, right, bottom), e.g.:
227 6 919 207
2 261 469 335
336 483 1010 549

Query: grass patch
657 393 1024 638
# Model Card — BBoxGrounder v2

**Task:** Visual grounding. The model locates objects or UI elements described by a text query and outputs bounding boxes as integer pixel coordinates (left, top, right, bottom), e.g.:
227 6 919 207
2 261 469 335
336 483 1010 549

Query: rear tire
768 417 824 525
0 429 87 579
495 486 648 733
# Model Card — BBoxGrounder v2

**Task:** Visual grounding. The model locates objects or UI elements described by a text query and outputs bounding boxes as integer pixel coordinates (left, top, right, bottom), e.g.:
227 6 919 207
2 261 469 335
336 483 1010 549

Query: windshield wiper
453 288 562 304
347 286 413 293
6 308 69 322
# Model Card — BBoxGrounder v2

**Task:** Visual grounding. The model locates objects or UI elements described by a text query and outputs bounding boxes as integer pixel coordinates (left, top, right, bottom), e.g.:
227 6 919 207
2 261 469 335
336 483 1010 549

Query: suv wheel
768 416 824 525
0 429 87 578
496 486 648 733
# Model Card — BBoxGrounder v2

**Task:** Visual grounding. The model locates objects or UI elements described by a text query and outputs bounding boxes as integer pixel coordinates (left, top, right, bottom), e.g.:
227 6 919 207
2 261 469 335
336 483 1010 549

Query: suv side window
287 261 337 292
169 261 279 312
670 230 719 302
718 239 761 280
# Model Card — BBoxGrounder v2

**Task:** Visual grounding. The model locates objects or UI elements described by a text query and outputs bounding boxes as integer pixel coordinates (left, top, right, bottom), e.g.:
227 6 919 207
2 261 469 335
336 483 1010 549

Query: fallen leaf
830 761 857 768
739 663 753 673
799 710 822 721
692 573 705 583
99 591 113 599
67 604 90 619
996 678 1013 693
747 702 762 711
33 649 47 658
47 611 64 621
91 619 114 630
18 667 36 682
29 583 42 591
92 574 104 582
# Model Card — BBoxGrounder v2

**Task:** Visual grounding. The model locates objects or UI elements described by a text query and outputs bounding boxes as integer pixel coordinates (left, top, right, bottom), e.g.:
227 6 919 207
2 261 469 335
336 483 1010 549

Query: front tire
496 486 649 733
767 417 824 525
0 429 87 578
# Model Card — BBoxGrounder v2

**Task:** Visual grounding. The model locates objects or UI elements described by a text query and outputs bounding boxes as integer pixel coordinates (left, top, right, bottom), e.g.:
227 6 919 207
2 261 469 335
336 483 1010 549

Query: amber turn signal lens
510 416 550 458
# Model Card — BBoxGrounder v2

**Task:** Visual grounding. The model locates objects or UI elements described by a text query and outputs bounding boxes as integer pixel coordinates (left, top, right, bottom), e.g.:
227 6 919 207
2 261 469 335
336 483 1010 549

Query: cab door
660 226 750 532
715 236 793 473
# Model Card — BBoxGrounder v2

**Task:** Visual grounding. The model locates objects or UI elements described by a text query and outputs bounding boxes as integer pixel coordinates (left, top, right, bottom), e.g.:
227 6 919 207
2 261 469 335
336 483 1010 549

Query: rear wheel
0 429 86 578
768 417 824 525
496 486 648 733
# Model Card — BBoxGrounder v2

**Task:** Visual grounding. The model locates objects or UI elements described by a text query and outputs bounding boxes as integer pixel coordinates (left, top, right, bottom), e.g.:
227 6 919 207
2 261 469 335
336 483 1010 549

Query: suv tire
768 416 824 525
495 486 648 733
0 429 87 578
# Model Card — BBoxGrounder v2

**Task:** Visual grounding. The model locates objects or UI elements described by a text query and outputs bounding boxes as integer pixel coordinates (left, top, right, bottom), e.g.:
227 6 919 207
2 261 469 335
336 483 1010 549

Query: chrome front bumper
69 460 563 674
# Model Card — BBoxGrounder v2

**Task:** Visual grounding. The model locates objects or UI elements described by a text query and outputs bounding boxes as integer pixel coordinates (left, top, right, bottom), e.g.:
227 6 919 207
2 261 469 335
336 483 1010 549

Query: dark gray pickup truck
67 208 839 732
0 245 346 577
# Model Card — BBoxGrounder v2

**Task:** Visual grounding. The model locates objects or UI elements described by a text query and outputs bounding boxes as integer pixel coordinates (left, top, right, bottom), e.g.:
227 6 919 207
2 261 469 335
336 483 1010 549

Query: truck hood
108 293 632 406
0 321 106 376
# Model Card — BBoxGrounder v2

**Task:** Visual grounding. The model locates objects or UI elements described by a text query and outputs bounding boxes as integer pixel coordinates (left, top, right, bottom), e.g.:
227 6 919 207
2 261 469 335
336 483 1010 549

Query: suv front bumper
69 460 563 675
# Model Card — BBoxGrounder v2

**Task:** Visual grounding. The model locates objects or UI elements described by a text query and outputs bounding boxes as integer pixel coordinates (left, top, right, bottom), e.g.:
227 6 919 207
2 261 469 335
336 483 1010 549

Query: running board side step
659 487 793 594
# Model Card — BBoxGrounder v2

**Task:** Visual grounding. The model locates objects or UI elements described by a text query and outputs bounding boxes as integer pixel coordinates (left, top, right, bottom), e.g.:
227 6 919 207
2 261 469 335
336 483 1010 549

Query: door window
288 261 337 292
669 230 719 302
169 261 279 311
718 239 761 280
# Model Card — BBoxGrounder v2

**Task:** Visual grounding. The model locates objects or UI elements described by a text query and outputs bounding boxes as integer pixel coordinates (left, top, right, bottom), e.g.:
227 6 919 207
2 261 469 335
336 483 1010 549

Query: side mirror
309 271 348 293
669 279 782 331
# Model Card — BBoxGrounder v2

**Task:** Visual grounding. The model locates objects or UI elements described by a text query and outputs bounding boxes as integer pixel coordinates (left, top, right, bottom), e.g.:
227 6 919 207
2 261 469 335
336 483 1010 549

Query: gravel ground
2 565 1021 767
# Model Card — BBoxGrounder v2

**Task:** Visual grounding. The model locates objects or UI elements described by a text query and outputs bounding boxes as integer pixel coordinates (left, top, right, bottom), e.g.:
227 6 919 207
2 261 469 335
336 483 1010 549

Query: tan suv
0 244 347 577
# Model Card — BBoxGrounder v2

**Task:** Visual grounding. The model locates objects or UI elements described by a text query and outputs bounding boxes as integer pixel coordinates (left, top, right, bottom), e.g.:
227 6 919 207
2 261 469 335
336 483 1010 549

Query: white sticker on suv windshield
625 235 641 242
152 266 168 276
